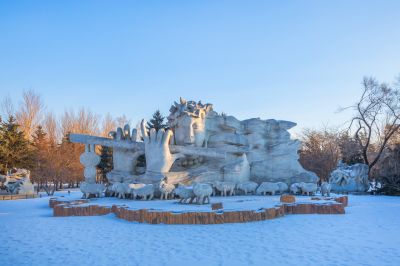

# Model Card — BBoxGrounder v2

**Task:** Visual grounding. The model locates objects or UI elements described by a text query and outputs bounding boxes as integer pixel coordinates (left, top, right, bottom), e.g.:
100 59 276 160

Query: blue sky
1 0 399 134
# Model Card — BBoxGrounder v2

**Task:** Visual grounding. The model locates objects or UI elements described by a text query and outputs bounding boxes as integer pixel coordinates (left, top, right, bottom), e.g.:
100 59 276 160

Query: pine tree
147 110 168 132
98 146 113 183
32 126 48 149
0 115 31 173
31 125 50 184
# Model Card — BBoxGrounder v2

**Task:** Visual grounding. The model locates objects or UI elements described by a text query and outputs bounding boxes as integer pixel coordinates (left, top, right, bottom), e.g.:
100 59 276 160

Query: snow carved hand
140 120 183 174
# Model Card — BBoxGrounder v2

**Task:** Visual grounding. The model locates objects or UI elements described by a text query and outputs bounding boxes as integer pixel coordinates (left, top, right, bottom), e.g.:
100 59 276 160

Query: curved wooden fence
49 196 348 225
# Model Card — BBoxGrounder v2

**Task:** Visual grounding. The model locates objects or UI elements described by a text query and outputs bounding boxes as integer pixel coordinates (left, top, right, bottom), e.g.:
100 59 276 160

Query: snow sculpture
193 183 213 204
329 161 369 192
236 181 258 195
321 182 331 197
175 185 196 203
159 178 176 200
290 183 301 194
277 182 289 194
214 181 236 196
1 168 34 194
299 182 318 196
80 182 105 199
367 179 382 195
69 97 319 199
256 182 280 195
79 144 104 198
131 184 155 200
112 183 130 199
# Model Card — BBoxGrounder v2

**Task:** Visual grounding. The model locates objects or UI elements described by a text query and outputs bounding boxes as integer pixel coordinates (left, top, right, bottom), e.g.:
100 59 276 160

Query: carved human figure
163 98 250 184
168 97 211 147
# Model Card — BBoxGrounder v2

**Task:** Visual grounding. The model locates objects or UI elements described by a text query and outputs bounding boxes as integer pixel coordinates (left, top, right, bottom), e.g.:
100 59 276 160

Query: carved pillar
79 144 101 184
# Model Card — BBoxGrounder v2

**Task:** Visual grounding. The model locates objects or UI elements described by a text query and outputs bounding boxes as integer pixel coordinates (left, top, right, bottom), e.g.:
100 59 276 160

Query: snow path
1 194 399 266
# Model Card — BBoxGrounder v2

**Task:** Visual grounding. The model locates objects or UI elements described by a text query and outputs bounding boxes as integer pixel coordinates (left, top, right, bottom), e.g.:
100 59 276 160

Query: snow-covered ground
1 192 399 266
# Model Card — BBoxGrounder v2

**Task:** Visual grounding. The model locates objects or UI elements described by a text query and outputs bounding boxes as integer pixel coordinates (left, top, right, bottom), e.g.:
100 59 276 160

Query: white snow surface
1 191 399 266
51 192 339 212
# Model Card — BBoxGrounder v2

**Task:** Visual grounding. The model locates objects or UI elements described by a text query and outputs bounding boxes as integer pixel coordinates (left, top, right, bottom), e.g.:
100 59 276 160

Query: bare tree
101 113 117 137
115 114 131 128
15 90 45 140
43 112 59 145
1 95 15 118
299 128 342 181
61 108 100 136
347 76 400 175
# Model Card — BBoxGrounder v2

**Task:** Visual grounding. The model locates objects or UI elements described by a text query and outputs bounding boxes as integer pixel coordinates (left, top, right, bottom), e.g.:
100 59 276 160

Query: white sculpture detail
299 182 318 196
80 182 105 199
256 182 280 196
79 144 104 198
175 185 196 203
131 184 155 200
113 183 130 199
289 183 301 194
321 182 331 197
0 169 34 195
277 182 289 194
214 181 236 196
236 181 258 195
193 183 213 204
69 97 320 201
159 178 176 200
329 161 369 192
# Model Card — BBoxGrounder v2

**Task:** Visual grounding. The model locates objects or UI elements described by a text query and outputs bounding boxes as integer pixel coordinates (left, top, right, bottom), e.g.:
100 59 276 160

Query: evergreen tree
32 125 48 149
31 125 50 184
0 115 31 173
147 110 168 132
98 146 113 183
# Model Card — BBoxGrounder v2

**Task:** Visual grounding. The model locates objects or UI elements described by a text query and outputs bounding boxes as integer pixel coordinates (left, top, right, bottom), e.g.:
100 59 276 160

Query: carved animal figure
321 182 331 197
214 181 236 196
80 182 105 198
204 182 217 196
299 182 318 196
112 182 131 199
236 181 258 195
174 185 196 203
276 182 289 194
256 182 280 196
105 184 115 197
131 184 155 200
290 183 301 194
193 183 213 204
159 179 176 200
128 183 146 199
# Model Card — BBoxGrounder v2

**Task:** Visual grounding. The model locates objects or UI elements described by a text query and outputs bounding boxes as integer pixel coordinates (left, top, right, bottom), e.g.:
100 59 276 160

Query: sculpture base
49 195 348 224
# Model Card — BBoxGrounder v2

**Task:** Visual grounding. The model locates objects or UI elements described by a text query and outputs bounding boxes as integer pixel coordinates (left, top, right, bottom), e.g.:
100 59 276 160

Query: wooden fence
49 196 348 225
0 194 38 200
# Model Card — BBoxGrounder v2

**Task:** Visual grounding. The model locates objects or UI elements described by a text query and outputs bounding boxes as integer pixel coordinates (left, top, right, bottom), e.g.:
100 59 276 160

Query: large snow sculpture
69 98 318 195
329 161 369 192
